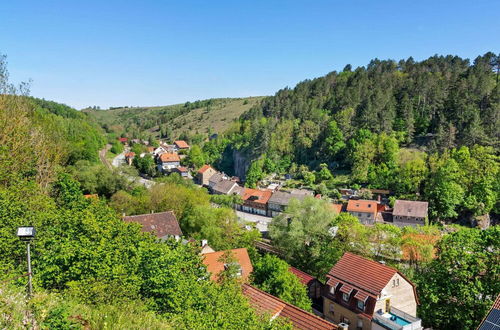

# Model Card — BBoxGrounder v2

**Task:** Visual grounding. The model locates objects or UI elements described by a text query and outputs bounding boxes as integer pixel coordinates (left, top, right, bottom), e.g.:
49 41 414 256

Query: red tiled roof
331 203 343 214
198 164 213 174
242 284 285 318
347 199 378 216
242 284 337 330
289 267 316 286
176 166 188 172
202 248 253 282
242 188 272 205
174 140 190 149
327 252 397 296
159 153 180 162
118 137 128 142
123 211 183 238
125 152 135 158
83 194 98 199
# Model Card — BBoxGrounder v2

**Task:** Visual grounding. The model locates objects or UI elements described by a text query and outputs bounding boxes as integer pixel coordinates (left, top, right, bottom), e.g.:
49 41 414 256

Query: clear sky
1 0 499 109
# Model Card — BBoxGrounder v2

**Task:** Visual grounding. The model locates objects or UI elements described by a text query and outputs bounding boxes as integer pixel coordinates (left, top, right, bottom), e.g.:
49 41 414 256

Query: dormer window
342 292 350 302
357 299 365 311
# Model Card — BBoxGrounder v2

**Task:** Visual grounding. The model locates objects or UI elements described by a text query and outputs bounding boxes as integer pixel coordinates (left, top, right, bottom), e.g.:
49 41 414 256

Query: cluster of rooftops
198 165 429 228
121 210 424 330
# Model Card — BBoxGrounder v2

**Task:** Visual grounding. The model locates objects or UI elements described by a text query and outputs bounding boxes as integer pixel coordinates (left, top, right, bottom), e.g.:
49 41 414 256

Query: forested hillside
85 97 263 142
200 53 499 223
0 57 288 329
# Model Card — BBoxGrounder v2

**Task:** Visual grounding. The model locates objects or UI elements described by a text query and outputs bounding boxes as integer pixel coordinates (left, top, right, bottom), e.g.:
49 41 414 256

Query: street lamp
17 226 36 297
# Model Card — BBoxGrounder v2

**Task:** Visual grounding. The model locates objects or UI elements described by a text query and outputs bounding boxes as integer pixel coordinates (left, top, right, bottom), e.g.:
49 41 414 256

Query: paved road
236 210 272 233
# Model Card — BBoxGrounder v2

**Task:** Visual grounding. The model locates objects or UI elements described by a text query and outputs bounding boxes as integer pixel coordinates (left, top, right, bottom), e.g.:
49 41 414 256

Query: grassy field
84 97 264 139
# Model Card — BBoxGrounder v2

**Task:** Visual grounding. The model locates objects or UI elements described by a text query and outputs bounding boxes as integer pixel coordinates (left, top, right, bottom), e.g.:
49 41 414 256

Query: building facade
323 253 421 330
346 200 379 225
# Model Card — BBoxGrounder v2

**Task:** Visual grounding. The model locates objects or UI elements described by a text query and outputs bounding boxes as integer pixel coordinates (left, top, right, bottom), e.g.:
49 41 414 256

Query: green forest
195 53 500 223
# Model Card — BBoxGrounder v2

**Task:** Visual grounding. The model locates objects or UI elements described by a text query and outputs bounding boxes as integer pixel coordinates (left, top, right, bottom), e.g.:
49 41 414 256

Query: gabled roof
209 172 225 184
159 153 180 162
326 252 397 296
289 267 317 286
198 164 214 174
174 140 190 149
242 284 337 330
123 211 183 238
347 199 378 215
212 180 239 194
243 188 272 205
331 203 343 214
393 200 428 218
202 248 253 282
268 191 307 206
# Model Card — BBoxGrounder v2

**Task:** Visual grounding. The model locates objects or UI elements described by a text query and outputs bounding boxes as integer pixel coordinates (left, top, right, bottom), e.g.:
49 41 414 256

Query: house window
357 319 363 330
330 286 335 294
357 299 365 311
342 292 350 302
342 316 350 324
329 304 335 313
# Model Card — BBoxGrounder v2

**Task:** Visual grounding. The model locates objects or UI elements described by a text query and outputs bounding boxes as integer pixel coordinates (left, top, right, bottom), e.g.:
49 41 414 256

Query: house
239 188 272 216
347 200 379 225
208 172 227 189
173 140 190 151
242 284 337 330
478 294 500 330
323 252 421 330
158 153 181 171
153 146 167 156
147 146 155 153
201 248 253 282
212 180 242 196
392 200 428 227
289 266 323 303
123 211 183 240
171 166 189 178
197 164 217 186
267 191 308 217
124 152 135 165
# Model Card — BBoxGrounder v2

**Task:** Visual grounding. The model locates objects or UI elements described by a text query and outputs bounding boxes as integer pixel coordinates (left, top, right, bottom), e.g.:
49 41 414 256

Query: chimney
338 322 349 330
201 239 208 247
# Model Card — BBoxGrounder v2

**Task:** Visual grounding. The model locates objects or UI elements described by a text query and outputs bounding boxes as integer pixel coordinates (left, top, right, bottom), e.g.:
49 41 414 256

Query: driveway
236 210 273 233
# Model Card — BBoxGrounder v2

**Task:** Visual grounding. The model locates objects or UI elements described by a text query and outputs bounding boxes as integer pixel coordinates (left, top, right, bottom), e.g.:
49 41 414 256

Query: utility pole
17 226 36 298
27 241 33 297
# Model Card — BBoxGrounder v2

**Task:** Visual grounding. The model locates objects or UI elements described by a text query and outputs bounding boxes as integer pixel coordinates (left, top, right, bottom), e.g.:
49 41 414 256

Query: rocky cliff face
233 149 250 180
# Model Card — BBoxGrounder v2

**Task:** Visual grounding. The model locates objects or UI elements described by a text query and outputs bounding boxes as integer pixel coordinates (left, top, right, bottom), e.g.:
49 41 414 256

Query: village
114 137 434 330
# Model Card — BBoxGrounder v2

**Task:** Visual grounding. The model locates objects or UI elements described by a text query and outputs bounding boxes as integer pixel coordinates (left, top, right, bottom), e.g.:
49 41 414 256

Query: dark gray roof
213 180 238 194
269 191 307 206
123 211 183 238
393 200 428 218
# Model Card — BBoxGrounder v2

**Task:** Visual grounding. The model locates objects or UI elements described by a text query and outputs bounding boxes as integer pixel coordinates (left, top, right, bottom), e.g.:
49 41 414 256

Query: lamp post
17 226 36 297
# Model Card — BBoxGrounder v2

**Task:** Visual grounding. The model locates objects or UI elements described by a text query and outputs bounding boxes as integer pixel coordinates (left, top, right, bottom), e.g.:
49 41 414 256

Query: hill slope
84 97 264 140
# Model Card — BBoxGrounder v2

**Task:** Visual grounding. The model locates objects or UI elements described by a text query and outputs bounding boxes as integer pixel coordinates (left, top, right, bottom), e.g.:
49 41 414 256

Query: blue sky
1 0 499 109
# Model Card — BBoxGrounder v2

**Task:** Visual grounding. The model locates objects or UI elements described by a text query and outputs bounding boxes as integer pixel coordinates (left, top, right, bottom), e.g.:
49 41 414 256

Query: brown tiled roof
123 211 182 238
202 248 253 282
326 252 397 296
209 172 225 184
198 164 213 174
242 284 337 330
393 200 428 218
175 166 188 172
159 153 180 162
289 267 316 286
83 194 98 199
269 191 307 206
347 199 378 216
174 140 190 149
125 152 135 158
243 188 272 205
